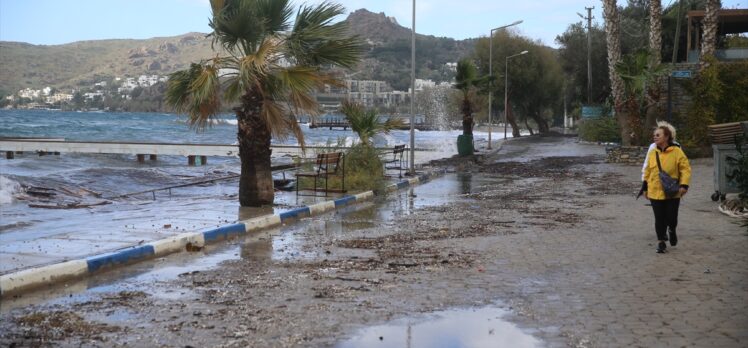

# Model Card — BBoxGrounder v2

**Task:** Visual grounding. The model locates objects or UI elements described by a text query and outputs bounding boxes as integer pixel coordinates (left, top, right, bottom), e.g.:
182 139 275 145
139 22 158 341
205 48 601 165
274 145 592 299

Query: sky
0 0 744 48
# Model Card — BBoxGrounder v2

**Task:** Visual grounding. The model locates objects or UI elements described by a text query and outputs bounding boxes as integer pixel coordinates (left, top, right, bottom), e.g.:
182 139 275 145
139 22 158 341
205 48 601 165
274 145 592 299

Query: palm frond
454 59 478 92
285 2 363 68
381 117 406 134
341 100 383 144
255 0 292 33
165 64 202 113
259 99 291 140
165 62 221 131
209 0 265 55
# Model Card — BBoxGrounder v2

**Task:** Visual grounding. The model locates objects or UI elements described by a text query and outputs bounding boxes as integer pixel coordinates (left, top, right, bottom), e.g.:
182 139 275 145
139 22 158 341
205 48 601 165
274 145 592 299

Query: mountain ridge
0 9 476 95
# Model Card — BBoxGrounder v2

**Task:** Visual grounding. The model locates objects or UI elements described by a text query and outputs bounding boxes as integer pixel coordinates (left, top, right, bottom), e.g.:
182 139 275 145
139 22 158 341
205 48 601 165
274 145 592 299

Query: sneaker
668 227 678 247
656 242 667 254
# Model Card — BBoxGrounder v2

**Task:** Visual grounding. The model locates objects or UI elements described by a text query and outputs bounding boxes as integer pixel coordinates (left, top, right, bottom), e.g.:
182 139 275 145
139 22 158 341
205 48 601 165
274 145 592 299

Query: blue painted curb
203 223 247 243
87 245 155 273
279 207 312 222
334 195 356 207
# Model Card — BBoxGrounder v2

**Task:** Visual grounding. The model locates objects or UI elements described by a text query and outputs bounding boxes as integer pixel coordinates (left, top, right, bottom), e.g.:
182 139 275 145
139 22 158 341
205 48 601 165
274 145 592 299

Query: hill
0 9 476 95
0 33 214 95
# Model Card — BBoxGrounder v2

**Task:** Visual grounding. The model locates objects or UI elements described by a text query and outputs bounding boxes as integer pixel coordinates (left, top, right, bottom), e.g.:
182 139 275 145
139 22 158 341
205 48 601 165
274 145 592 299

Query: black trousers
650 199 680 241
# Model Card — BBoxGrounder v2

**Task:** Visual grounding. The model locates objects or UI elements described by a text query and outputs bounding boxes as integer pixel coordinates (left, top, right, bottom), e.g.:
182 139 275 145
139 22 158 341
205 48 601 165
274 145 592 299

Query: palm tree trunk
701 0 720 65
461 98 473 136
236 91 274 207
646 0 664 135
603 0 631 145
649 0 662 65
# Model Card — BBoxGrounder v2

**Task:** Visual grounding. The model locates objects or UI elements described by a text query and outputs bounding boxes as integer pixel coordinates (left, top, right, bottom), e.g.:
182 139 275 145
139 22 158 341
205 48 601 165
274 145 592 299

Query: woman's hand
679 187 688 197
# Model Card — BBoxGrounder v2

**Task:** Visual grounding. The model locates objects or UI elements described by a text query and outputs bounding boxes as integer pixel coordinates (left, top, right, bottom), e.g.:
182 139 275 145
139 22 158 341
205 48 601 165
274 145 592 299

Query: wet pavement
1 135 746 348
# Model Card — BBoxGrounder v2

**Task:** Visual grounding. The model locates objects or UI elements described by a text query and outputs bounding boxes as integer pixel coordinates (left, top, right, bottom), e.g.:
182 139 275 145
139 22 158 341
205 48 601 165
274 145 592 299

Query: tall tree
165 0 362 206
556 22 610 106
645 0 664 131
701 0 721 65
476 31 562 136
603 0 631 145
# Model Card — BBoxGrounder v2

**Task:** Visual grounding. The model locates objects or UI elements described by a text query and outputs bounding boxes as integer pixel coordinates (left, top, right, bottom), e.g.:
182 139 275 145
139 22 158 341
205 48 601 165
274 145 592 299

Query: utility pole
578 6 594 105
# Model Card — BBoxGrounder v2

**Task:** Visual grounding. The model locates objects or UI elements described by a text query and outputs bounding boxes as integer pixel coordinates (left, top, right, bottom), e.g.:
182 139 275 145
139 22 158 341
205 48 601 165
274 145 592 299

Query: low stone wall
606 146 648 165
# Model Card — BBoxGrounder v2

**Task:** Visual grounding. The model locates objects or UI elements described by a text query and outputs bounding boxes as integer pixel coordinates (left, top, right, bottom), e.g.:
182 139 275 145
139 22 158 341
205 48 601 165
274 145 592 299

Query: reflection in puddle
337 306 542 348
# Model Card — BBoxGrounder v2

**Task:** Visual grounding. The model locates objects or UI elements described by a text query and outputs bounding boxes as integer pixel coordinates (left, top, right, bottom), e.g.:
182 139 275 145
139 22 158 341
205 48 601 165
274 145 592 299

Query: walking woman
642 125 692 253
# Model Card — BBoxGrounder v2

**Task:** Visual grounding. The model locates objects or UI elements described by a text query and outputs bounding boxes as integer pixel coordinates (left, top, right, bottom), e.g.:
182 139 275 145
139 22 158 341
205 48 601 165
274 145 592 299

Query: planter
457 134 474 156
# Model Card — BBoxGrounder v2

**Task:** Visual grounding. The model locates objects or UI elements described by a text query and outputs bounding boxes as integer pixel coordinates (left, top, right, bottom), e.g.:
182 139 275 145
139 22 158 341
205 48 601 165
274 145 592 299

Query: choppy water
0 110 502 242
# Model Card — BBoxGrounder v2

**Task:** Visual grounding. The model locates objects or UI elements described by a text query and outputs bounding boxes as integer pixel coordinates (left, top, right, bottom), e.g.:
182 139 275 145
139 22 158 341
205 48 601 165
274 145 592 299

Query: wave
173 118 237 126
0 175 21 205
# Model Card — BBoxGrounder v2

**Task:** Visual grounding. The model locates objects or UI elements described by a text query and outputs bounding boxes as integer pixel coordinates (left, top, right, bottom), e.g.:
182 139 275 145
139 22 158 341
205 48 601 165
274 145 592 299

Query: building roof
688 9 748 34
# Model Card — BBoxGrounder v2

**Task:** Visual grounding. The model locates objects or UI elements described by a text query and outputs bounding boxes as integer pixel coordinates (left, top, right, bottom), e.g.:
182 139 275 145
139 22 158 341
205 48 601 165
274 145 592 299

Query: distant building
18 88 41 99
46 93 73 104
84 92 104 101
315 79 409 111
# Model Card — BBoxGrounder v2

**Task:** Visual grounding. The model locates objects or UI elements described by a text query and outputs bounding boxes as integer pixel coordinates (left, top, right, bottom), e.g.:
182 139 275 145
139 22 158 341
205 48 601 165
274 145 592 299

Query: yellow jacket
644 145 691 200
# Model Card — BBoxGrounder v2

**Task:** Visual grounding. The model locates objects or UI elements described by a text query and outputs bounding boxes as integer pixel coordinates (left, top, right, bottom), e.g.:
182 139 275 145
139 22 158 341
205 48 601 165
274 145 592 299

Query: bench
295 152 345 196
383 145 406 178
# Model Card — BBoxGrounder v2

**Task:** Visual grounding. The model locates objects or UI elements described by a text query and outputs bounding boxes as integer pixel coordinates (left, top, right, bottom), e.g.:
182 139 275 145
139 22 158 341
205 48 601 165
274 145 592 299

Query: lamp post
409 0 416 174
488 20 522 149
504 50 528 140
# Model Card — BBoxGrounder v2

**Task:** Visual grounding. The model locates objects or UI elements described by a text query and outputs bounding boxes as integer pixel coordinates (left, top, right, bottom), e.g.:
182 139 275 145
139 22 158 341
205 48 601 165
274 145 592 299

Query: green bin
457 134 474 156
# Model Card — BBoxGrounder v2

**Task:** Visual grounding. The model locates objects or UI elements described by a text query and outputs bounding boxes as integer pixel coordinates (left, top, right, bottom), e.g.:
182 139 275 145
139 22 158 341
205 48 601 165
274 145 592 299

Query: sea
0 109 501 258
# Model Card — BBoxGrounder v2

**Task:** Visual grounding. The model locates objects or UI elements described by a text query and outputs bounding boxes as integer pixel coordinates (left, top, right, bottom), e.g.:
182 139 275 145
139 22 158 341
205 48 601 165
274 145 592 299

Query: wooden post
6 151 14 159
137 154 145 163
200 155 207 166
188 155 196 166
150 154 157 161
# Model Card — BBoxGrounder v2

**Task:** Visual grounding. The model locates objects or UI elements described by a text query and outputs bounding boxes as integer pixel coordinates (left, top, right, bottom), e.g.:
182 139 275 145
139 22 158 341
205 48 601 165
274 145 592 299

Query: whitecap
0 175 21 205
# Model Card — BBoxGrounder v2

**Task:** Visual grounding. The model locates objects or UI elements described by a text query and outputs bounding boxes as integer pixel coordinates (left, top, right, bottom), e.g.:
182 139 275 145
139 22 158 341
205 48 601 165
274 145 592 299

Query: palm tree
701 0 720 65
616 49 668 144
602 0 630 145
339 100 404 145
165 0 362 206
454 59 489 136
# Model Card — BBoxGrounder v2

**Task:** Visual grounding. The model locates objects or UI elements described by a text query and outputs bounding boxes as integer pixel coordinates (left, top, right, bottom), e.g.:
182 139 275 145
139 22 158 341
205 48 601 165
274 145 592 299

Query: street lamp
409 0 416 174
504 50 529 140
488 20 522 149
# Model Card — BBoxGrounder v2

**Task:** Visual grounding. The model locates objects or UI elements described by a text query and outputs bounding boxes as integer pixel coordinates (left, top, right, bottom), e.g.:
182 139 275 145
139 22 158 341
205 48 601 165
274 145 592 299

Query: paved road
1 135 745 347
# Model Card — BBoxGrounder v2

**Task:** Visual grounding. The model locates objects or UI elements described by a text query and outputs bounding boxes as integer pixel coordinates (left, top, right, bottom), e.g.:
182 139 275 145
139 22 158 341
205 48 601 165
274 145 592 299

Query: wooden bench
295 152 345 196
382 145 406 178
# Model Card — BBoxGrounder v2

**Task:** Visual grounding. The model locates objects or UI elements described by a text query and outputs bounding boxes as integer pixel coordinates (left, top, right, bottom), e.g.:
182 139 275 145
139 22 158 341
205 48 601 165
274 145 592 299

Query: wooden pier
0 138 307 165
1 138 434 165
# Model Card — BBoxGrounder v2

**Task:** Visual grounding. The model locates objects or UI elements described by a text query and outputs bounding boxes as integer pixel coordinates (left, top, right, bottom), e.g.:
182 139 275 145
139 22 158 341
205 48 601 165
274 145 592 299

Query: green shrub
343 144 386 194
681 56 720 148
578 117 621 143
296 142 386 195
716 61 748 124
726 136 748 200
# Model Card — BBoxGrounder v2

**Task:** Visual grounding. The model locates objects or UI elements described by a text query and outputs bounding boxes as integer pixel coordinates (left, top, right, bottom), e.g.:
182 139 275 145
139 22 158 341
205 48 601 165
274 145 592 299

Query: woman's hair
658 125 674 144
656 120 676 141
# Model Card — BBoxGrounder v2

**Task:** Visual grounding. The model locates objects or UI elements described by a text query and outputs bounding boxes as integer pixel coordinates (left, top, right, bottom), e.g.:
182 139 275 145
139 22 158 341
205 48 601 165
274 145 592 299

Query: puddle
337 306 542 348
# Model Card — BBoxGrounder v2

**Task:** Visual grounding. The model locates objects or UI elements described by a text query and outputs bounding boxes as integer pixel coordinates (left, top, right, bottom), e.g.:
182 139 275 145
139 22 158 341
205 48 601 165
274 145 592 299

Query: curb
0 169 446 297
